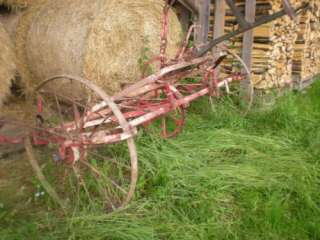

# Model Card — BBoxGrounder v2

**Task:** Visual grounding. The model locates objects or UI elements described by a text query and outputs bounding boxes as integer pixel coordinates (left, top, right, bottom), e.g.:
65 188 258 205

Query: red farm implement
0 0 309 212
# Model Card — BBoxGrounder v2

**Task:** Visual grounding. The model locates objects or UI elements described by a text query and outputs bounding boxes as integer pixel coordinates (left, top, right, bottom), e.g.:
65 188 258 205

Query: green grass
1 80 320 240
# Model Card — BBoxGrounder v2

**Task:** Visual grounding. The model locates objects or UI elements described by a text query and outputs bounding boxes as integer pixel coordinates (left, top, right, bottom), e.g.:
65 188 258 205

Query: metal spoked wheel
215 47 254 115
25 75 138 213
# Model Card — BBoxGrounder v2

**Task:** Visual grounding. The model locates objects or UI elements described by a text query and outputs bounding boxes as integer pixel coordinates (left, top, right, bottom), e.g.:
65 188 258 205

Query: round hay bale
0 12 22 40
0 21 16 108
16 0 183 96
0 0 33 9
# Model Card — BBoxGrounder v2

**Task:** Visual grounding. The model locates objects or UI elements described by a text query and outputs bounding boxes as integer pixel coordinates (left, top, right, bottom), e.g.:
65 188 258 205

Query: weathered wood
195 0 211 45
177 0 198 13
213 0 226 41
282 0 296 19
212 0 226 74
241 0 256 74
292 0 320 84
240 0 256 95
175 1 191 32
225 0 250 28
195 2 309 57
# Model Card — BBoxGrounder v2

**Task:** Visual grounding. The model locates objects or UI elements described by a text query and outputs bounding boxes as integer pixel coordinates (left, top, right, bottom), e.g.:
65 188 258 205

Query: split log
209 0 303 89
292 0 320 84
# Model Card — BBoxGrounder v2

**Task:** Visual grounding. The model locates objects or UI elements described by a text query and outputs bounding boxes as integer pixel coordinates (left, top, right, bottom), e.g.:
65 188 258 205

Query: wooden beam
212 0 226 74
213 0 226 41
194 0 211 45
241 0 256 94
195 2 309 57
175 1 192 33
177 0 198 14
242 0 256 70
282 0 296 19
225 0 251 28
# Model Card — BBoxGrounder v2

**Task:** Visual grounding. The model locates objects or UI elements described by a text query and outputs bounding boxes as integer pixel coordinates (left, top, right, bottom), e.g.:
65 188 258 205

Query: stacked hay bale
0 21 16 107
209 0 301 89
292 0 320 84
10 0 182 96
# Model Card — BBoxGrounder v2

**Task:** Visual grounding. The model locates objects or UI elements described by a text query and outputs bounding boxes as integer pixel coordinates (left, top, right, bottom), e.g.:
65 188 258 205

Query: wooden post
225 0 250 28
241 0 256 94
212 0 226 73
213 0 226 44
175 2 192 33
195 2 309 57
194 0 211 46
282 0 296 19
178 0 199 14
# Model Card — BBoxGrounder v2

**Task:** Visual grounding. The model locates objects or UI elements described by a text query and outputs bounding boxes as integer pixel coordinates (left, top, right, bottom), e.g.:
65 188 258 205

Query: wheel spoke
81 160 128 195
72 165 94 204
30 75 138 213
88 151 131 170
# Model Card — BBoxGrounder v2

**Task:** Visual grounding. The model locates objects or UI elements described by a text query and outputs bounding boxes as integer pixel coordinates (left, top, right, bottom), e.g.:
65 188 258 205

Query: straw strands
15 0 183 95
0 0 32 9
0 21 16 107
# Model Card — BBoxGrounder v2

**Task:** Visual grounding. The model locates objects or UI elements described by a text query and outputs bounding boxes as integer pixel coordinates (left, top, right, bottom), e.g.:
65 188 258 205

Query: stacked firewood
292 0 320 84
209 0 303 89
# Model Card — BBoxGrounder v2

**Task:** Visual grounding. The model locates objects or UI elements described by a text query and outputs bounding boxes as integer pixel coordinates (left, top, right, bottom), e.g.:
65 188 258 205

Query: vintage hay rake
0 1 308 211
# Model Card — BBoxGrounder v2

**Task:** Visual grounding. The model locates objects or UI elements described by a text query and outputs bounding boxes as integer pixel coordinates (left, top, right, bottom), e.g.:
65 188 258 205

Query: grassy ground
1 80 320 240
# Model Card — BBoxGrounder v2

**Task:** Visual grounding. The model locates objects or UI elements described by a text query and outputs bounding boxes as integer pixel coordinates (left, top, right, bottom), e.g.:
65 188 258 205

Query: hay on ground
16 0 183 96
0 21 16 108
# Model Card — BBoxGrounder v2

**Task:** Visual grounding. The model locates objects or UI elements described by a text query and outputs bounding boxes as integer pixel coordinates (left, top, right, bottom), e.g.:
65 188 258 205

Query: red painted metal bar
60 75 242 147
